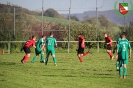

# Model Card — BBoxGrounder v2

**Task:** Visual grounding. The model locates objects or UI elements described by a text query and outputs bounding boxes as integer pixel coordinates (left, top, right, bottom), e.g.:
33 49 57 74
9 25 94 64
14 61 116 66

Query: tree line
0 3 133 52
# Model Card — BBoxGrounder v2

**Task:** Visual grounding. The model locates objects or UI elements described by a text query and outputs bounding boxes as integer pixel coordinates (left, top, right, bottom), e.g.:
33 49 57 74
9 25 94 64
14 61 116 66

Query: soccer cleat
89 51 93 54
54 63 57 66
40 61 44 63
43 60 45 63
110 56 114 60
45 62 47 66
123 76 126 79
120 76 123 79
116 67 119 71
21 60 25 64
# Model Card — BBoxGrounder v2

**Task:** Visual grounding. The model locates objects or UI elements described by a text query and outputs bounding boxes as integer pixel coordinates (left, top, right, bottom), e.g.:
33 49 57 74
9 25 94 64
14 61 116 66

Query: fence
0 41 133 54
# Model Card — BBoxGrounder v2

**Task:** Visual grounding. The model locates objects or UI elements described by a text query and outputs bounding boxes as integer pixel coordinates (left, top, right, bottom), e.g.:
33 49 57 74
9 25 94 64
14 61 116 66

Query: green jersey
36 38 45 51
45 36 57 50
117 38 131 60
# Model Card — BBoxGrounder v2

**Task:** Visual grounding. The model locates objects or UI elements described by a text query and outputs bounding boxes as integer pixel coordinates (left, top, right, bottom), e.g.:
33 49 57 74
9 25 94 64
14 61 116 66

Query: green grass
0 51 133 88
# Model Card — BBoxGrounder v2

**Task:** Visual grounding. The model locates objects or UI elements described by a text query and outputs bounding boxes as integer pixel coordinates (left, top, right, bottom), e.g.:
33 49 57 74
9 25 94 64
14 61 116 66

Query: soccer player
77 34 92 62
116 32 131 79
44 32 57 66
21 36 36 63
31 35 46 63
115 34 122 71
104 33 114 60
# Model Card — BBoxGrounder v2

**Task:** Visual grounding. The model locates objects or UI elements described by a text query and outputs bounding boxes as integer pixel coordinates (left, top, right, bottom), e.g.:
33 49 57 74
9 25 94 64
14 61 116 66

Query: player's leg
119 60 123 78
123 59 128 79
21 47 30 63
78 54 83 62
106 46 114 60
40 50 45 63
31 49 39 63
116 54 120 71
116 60 119 71
32 55 38 63
45 50 50 65
83 51 89 56
77 48 84 62
83 51 92 56
51 50 57 66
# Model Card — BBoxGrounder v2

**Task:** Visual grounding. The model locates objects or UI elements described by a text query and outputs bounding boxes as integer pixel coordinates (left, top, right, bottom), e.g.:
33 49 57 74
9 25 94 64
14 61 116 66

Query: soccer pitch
0 52 133 88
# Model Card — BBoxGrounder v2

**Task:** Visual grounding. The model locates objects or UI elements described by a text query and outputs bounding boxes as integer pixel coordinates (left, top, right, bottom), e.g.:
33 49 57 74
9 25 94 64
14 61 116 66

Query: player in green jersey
31 35 46 63
44 32 57 66
116 32 131 79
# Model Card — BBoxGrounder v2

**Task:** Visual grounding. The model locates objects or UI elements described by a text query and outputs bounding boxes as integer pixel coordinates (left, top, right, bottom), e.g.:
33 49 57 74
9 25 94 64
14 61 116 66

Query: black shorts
107 45 112 50
77 47 84 54
23 46 30 54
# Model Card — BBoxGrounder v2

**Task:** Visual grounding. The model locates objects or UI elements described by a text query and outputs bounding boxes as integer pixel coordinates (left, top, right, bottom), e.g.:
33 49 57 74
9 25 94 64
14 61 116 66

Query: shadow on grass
93 73 114 78
43 74 77 77
0 62 16 65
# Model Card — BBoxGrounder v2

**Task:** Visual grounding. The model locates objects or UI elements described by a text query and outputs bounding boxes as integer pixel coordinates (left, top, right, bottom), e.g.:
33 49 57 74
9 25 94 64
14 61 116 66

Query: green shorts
35 48 42 55
119 59 128 65
46 49 55 56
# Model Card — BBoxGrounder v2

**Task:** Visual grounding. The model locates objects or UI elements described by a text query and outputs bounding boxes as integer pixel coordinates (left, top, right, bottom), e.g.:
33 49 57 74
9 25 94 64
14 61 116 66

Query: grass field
0 51 133 88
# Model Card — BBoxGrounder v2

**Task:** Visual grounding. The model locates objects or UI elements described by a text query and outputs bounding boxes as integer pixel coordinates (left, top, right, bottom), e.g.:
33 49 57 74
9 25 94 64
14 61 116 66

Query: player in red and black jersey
21 36 36 63
77 34 92 62
104 33 114 60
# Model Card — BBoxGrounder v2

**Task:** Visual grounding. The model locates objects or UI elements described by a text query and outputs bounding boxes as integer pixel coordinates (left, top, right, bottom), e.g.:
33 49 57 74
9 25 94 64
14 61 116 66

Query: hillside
64 10 133 25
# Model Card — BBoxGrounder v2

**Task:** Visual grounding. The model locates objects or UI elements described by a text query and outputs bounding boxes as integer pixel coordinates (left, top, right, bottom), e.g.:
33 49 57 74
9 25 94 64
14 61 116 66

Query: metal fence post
8 41 10 54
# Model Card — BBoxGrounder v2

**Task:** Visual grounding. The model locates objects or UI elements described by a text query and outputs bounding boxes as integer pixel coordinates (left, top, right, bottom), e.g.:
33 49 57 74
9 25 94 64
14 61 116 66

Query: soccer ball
43 60 45 63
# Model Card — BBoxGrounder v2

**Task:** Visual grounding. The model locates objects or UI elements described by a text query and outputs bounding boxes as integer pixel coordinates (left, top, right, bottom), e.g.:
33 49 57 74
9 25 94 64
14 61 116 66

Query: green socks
53 58 56 63
45 57 57 66
40 54 44 62
116 62 119 68
119 66 123 77
119 66 127 77
45 58 48 65
124 68 127 76
32 56 38 63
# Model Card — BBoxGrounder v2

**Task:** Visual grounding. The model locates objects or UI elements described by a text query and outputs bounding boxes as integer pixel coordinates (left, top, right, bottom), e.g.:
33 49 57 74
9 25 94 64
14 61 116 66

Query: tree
44 8 60 18
98 15 109 29
69 15 79 21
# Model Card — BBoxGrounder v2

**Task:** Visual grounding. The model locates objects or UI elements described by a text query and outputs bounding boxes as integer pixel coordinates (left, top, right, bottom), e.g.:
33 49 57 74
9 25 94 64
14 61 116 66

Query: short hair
32 35 35 39
104 32 107 34
121 32 127 36
42 35 45 38
50 32 54 35
78 33 83 35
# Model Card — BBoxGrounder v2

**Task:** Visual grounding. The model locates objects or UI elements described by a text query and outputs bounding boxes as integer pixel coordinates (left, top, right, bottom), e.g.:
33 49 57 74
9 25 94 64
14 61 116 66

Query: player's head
78 33 84 40
42 35 46 40
32 35 36 40
121 32 127 38
104 32 108 37
50 32 54 37
78 33 82 36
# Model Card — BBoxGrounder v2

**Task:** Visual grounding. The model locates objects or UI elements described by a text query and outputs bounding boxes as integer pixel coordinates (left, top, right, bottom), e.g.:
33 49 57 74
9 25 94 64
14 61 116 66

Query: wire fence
0 0 133 53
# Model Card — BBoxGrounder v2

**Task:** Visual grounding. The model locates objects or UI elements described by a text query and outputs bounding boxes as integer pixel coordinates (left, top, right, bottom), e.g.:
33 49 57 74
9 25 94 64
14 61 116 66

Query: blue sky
0 0 132 14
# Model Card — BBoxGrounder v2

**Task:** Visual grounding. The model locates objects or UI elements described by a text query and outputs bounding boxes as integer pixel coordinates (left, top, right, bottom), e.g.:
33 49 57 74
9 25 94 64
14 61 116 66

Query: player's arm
33 44 36 48
116 44 120 59
128 42 132 58
54 38 57 48
33 41 36 48
129 49 132 58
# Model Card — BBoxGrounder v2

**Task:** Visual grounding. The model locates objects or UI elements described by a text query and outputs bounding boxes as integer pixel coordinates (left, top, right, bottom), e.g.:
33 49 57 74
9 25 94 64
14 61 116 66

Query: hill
63 10 133 25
